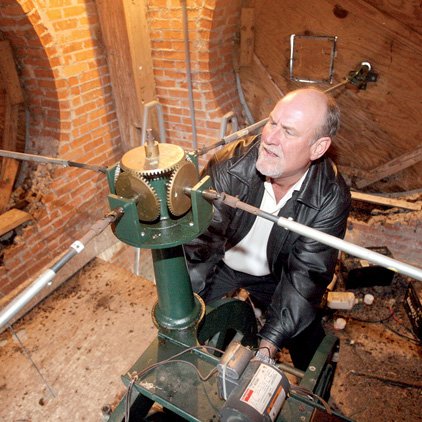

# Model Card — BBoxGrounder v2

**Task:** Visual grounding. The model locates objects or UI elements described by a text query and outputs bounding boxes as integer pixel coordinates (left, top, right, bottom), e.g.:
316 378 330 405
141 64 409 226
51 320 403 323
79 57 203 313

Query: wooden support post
0 40 24 213
240 8 255 66
0 41 24 105
96 0 157 151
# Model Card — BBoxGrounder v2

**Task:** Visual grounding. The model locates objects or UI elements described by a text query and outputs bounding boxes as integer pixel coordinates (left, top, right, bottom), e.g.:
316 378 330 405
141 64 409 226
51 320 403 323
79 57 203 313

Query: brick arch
0 1 64 155
0 1 122 294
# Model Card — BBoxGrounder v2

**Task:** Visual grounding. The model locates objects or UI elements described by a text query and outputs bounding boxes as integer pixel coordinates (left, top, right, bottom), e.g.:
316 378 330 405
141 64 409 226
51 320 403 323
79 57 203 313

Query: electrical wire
290 385 332 415
123 344 224 421
336 303 420 344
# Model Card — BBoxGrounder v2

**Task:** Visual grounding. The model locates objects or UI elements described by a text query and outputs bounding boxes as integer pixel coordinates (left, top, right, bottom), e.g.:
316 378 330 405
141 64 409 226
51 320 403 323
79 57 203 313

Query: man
185 88 351 370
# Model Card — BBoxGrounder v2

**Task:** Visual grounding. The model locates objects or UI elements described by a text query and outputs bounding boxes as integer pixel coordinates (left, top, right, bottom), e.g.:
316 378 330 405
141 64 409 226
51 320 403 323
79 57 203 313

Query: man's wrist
255 348 276 365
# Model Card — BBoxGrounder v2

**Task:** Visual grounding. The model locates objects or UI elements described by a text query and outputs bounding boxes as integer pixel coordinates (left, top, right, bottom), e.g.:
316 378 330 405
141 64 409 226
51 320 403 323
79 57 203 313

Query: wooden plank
122 0 157 109
351 191 421 211
240 8 255 66
0 97 20 212
2 100 19 150
355 145 422 189
0 208 32 237
96 0 157 151
0 158 19 213
0 40 24 105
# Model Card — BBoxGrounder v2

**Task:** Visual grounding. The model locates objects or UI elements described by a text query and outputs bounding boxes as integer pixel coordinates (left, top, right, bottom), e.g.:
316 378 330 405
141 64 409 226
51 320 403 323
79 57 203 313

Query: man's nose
265 126 280 144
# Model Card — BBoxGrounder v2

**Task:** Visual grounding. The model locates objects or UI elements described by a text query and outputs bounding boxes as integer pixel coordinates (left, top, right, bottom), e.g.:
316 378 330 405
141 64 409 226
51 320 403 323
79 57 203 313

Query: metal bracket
348 61 378 90
219 111 239 140
140 100 167 145
289 34 337 84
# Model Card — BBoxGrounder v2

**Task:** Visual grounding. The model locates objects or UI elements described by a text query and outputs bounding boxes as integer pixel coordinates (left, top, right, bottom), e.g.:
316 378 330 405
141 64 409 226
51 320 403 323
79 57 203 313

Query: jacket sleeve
258 183 351 349
183 158 234 294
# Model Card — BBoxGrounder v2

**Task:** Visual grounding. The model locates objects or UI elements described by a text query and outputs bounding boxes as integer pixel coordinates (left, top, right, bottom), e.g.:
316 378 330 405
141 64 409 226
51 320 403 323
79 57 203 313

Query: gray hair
312 94 340 143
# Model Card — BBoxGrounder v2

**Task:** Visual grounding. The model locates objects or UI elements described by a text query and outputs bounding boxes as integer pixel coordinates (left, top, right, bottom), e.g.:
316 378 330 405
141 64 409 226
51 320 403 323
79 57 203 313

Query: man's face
256 92 327 181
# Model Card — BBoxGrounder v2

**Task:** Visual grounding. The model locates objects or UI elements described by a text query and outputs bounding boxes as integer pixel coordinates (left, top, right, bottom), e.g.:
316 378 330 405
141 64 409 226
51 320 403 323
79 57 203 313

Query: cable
382 324 420 344
290 385 332 415
123 344 224 421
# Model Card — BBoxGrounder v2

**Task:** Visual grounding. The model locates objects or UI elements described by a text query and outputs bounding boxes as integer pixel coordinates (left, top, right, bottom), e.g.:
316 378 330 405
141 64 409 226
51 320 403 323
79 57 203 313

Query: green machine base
108 316 352 422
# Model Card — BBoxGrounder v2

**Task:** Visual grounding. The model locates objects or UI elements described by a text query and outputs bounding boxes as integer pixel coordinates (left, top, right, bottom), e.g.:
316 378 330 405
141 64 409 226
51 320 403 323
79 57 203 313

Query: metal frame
289 34 337 84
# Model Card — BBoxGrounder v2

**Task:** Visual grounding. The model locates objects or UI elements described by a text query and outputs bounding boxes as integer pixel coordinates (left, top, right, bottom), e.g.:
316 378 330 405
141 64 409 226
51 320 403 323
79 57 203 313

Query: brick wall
0 0 122 294
345 213 422 268
0 0 245 296
148 0 243 157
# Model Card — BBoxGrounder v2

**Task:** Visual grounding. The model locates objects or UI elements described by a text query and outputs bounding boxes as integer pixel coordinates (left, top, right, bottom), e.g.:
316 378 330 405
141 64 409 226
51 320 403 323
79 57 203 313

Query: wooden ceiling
239 0 422 193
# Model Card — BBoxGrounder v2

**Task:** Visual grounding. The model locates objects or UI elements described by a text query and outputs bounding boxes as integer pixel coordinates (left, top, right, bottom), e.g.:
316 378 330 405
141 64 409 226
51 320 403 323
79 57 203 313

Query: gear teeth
167 167 179 215
115 171 161 222
132 163 179 178
114 162 121 183
167 160 198 217
141 176 160 221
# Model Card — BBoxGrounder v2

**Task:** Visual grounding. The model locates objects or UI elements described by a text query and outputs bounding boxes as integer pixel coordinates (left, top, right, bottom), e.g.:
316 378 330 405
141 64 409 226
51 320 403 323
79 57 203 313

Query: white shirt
223 171 308 276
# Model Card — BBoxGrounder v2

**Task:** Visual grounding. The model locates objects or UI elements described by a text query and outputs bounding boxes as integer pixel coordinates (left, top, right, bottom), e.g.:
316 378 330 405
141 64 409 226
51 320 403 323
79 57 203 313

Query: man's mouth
262 146 279 158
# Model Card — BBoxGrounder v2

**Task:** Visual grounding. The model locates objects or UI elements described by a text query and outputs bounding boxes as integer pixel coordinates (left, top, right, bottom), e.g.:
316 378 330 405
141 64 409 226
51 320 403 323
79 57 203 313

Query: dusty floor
0 255 421 422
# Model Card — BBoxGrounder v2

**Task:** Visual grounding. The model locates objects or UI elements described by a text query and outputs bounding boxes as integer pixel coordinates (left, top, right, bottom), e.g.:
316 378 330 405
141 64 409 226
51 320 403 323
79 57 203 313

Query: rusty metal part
167 161 198 216
115 172 160 221
120 144 185 177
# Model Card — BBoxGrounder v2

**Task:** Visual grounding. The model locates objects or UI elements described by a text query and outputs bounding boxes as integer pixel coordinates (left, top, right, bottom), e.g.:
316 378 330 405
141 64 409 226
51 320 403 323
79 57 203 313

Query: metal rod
323 79 349 94
196 118 269 156
277 362 305 379
8 324 56 397
201 189 422 281
0 208 124 332
140 100 167 145
181 0 198 150
0 149 108 173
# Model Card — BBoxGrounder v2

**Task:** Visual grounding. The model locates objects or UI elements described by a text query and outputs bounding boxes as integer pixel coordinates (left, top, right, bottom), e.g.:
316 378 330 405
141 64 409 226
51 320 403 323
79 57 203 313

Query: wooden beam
0 208 32 237
0 158 19 214
356 145 422 189
96 0 157 151
351 191 421 211
240 8 255 66
0 98 20 212
0 41 24 105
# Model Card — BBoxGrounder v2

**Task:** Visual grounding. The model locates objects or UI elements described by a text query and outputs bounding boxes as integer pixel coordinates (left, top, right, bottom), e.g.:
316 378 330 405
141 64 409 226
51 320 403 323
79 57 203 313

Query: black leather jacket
185 136 351 349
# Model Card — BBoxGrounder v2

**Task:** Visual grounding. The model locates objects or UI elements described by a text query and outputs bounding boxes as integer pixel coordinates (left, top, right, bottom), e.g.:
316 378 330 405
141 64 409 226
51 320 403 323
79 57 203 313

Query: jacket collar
297 158 336 210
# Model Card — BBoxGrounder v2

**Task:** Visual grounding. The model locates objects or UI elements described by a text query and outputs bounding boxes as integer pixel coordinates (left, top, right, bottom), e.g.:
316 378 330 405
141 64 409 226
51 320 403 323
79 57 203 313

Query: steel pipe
0 208 124 332
202 189 422 281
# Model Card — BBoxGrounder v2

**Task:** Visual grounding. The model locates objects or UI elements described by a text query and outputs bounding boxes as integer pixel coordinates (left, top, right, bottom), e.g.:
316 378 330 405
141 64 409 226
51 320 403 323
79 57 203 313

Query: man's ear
310 137 331 160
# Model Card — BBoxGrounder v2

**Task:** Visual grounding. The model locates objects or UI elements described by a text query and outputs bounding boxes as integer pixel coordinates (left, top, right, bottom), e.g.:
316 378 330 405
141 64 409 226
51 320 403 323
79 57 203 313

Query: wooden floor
0 257 420 421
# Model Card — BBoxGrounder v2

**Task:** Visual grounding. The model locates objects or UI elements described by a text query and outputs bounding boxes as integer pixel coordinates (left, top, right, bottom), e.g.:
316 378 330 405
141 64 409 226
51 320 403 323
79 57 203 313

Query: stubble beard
256 144 284 178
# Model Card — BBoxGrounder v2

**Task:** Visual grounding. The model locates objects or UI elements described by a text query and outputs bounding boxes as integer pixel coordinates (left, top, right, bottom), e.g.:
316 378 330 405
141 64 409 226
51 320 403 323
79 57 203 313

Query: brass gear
115 172 160 222
167 160 199 216
120 143 185 177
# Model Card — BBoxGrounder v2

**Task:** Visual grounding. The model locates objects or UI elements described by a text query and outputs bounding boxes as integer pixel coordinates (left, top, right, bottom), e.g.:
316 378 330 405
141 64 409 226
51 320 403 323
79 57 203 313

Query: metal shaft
0 208 124 332
203 189 422 281
0 149 108 173
196 118 269 156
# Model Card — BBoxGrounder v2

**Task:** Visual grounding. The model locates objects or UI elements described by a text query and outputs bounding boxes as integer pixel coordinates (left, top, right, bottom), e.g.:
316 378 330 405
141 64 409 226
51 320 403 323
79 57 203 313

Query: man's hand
254 339 278 365
259 339 278 358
